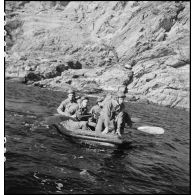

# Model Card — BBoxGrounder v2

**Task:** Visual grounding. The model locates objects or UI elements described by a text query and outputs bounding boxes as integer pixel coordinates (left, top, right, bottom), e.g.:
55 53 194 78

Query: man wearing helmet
57 89 78 117
95 91 132 137
60 96 90 131
88 96 105 130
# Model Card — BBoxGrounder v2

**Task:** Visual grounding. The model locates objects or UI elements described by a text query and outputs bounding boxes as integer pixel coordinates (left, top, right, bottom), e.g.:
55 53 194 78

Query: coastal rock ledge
5 1 190 110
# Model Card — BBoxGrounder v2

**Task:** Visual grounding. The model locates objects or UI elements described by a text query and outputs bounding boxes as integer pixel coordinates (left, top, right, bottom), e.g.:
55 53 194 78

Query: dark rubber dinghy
52 123 131 148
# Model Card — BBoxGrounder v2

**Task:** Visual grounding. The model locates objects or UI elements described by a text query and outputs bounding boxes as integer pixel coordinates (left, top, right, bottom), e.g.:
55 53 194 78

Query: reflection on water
5 81 190 194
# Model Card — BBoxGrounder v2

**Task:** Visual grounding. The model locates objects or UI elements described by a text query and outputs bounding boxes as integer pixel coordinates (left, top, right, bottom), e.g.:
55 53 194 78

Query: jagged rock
126 95 139 102
33 82 44 88
137 98 149 104
82 87 102 94
145 73 157 82
124 64 132 69
118 85 128 94
156 32 166 42
43 70 61 79
66 60 82 69
165 55 187 68
19 56 27 61
83 83 102 94
56 64 69 72
96 67 132 92
159 16 175 32
65 79 72 84
84 68 105 77
5 1 190 109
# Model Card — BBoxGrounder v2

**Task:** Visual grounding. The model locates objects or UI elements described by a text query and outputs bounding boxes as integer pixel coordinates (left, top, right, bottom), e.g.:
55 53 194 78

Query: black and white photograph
4 1 190 194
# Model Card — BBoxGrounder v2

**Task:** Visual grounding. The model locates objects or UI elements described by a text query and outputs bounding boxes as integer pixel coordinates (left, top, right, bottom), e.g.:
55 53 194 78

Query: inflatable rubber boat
52 123 131 148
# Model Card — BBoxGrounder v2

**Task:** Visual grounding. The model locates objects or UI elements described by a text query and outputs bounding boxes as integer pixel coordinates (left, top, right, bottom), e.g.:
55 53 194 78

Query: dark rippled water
5 81 190 194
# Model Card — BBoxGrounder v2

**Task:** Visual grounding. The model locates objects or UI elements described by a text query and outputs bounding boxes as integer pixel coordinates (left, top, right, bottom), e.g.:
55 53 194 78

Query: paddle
130 118 165 135
134 126 165 135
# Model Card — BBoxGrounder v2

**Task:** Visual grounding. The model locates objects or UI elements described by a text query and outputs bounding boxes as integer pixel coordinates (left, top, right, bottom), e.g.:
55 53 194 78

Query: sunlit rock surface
5 1 190 109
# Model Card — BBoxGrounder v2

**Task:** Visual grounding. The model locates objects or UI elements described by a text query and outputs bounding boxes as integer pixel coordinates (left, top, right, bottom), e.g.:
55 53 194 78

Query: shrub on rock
24 72 43 83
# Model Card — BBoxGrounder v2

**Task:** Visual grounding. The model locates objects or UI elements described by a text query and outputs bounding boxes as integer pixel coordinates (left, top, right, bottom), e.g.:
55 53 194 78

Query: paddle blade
137 126 165 134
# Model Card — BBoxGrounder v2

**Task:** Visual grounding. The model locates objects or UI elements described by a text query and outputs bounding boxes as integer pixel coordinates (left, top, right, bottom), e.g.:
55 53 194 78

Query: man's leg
95 116 104 133
116 112 126 135
88 117 97 130
124 111 132 128
81 121 89 131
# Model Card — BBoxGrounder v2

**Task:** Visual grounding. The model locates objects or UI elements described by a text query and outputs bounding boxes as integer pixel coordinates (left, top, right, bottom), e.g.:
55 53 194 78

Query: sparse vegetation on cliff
5 1 190 110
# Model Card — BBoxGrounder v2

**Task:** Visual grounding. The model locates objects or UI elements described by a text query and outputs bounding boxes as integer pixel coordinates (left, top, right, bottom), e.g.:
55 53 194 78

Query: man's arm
57 100 67 115
89 106 94 114
76 107 90 121
75 108 83 120
68 104 79 118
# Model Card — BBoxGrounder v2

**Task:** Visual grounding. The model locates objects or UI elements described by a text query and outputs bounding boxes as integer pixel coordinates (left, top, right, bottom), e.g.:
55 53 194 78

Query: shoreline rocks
5 1 190 110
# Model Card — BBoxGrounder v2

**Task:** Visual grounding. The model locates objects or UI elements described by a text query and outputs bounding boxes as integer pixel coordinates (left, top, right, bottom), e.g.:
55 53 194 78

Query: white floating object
137 126 165 134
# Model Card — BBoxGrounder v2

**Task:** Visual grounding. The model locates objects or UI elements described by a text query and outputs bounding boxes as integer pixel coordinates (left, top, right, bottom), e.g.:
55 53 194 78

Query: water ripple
5 81 190 194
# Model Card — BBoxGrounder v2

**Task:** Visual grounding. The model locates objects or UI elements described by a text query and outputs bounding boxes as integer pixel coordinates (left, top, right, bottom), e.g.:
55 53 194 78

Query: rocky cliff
5 1 190 110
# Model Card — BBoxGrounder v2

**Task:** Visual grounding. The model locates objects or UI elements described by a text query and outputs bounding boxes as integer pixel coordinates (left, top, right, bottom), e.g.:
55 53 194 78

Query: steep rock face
5 1 190 110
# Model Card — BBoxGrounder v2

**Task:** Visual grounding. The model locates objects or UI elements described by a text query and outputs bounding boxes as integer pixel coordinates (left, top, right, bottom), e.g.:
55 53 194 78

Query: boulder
24 71 43 83
165 56 187 68
67 60 82 69
55 64 69 72
126 95 139 102
43 70 61 79
156 32 166 42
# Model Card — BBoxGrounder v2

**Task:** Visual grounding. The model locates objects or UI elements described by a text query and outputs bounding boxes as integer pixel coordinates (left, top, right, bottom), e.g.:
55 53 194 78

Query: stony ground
5 1 190 110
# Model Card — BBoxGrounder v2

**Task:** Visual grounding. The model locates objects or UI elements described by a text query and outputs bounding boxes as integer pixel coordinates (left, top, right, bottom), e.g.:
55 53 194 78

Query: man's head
67 89 75 101
80 96 89 108
96 96 104 107
117 92 126 105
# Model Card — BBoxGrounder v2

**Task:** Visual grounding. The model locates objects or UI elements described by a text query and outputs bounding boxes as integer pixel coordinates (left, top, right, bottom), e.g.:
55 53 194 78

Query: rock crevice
5 1 190 110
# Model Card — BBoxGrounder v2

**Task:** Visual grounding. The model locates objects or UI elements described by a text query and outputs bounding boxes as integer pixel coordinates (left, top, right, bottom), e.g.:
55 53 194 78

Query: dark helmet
68 89 75 95
80 96 89 101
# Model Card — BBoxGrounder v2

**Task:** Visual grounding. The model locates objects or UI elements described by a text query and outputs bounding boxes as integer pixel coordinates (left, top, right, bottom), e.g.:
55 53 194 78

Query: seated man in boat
60 96 90 131
57 89 78 116
95 91 132 137
75 96 91 122
88 96 104 129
